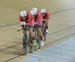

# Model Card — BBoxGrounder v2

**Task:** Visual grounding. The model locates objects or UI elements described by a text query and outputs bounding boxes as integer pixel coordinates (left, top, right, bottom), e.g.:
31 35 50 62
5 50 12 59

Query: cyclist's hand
20 22 26 26
20 22 27 29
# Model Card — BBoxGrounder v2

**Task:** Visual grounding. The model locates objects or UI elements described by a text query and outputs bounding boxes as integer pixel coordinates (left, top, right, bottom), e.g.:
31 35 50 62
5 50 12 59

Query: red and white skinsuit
34 11 43 26
19 12 34 27
42 11 50 29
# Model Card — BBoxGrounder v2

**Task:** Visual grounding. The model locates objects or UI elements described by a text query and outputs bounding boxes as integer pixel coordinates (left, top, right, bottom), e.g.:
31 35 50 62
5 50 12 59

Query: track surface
22 34 75 62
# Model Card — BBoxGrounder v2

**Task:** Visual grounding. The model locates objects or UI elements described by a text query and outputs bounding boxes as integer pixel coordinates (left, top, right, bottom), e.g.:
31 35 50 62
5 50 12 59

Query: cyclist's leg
45 21 48 34
42 21 46 41
37 25 44 47
34 25 38 40
29 26 35 38
29 25 36 45
28 26 36 53
42 21 45 33
37 25 44 40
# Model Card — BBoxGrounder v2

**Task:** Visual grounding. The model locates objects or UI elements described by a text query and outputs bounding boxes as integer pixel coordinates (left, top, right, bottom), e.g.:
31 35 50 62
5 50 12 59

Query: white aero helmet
31 8 38 15
32 8 38 11
41 9 46 13
30 9 37 15
20 10 27 17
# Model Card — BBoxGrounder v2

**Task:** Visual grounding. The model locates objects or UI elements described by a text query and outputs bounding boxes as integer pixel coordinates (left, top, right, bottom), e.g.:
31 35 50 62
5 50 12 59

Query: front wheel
23 32 28 55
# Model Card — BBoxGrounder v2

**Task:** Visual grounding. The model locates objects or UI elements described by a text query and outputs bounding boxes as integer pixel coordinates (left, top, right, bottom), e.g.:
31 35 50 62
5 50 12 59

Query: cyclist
30 8 44 47
41 9 50 33
19 10 35 54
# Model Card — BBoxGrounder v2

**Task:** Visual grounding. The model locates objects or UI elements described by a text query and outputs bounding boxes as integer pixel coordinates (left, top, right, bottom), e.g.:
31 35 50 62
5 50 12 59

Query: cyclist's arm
19 16 26 29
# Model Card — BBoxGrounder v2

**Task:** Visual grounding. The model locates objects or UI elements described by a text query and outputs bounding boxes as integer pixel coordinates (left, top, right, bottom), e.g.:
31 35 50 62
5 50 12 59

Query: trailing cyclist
41 9 50 41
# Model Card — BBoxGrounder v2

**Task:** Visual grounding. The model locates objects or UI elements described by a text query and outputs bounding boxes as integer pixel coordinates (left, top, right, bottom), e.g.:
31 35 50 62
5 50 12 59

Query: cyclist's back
34 10 42 26
42 11 50 21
